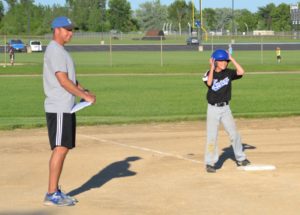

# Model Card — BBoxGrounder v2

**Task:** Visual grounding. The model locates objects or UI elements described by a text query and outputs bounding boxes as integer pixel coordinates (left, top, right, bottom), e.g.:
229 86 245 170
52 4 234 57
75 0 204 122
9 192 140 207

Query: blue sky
34 0 298 12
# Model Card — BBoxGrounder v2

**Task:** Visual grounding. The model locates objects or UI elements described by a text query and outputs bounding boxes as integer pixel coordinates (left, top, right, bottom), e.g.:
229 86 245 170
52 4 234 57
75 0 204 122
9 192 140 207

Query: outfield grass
0 72 299 130
1 50 299 129
1 50 300 75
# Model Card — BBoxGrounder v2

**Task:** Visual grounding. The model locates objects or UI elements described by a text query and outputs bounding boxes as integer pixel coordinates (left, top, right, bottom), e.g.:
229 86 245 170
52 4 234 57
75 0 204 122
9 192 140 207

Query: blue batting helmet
211 49 229 61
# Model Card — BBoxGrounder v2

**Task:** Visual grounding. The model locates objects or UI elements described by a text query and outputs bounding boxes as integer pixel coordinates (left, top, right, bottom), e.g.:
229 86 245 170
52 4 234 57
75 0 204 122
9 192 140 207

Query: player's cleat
206 165 216 173
236 159 251 167
43 191 74 206
58 188 78 203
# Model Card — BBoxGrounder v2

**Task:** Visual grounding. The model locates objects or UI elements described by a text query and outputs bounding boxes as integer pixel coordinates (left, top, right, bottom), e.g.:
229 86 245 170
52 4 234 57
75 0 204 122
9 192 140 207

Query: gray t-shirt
43 40 76 113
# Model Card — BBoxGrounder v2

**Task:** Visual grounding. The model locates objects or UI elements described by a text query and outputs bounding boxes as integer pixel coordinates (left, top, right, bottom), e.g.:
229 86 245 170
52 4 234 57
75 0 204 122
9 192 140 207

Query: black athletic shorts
46 112 76 150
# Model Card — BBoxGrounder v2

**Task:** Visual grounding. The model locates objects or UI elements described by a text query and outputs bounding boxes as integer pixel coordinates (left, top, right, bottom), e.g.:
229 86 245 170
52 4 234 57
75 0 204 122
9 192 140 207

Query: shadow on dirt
67 156 141 197
215 143 256 169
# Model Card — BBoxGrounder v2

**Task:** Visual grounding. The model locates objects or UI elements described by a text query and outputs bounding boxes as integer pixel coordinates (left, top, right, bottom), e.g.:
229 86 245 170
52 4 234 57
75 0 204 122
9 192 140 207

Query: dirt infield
1 117 300 215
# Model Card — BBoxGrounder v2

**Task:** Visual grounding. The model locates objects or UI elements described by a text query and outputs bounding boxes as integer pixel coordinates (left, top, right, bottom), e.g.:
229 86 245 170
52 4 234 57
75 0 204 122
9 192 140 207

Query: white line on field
77 71 300 76
1 71 300 78
78 133 202 164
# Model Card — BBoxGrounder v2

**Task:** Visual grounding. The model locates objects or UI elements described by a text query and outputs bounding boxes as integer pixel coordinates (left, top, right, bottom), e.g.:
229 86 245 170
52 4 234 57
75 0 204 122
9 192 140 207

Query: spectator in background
276 47 281 63
8 45 15 66
228 44 233 55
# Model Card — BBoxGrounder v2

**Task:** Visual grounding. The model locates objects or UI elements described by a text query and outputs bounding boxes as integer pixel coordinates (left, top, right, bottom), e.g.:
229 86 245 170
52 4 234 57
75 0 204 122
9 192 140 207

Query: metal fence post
160 36 163 67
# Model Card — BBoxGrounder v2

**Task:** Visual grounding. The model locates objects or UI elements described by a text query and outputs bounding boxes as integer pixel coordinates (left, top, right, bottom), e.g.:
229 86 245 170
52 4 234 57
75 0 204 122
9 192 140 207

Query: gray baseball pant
205 104 246 166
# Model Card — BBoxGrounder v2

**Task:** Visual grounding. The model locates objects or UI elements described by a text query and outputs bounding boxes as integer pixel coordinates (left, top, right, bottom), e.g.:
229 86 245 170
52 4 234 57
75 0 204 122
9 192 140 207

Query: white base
237 164 276 171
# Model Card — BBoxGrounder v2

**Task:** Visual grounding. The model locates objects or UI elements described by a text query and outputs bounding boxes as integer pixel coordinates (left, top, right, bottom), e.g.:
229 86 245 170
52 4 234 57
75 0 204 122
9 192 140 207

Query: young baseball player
8 45 15 66
202 49 250 173
276 47 281 63
228 44 233 55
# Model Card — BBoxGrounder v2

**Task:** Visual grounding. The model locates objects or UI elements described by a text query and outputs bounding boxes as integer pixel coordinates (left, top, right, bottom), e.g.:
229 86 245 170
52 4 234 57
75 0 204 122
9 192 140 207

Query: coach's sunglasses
63 27 73 32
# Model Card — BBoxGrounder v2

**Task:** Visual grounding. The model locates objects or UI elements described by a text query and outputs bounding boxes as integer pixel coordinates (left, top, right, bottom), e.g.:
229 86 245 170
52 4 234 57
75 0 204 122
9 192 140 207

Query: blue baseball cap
51 16 74 30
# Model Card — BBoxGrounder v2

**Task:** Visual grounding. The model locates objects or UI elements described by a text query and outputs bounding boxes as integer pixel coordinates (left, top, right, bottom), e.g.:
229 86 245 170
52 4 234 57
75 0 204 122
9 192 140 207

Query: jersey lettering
211 77 230 91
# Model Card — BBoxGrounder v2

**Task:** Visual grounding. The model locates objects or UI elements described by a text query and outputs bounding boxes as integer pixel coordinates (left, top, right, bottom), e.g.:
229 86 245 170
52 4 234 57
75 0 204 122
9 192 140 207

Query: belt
209 101 229 107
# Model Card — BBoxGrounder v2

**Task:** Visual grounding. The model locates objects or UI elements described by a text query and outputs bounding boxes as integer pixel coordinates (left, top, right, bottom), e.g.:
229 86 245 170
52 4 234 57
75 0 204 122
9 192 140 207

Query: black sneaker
206 165 216 173
236 159 251 167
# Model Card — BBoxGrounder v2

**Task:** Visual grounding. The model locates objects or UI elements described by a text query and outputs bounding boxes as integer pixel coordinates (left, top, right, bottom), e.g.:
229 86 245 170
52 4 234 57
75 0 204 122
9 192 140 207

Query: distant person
8 46 15 66
228 44 233 55
202 49 251 173
43 16 96 207
276 47 281 63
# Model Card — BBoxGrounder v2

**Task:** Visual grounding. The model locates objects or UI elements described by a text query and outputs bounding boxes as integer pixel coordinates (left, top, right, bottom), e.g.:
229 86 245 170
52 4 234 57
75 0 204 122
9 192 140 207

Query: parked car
29 40 42 52
8 39 27 52
186 37 199 45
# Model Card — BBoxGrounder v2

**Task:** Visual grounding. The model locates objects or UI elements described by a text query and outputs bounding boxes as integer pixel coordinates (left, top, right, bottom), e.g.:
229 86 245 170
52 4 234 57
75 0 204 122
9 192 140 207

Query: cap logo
51 16 74 29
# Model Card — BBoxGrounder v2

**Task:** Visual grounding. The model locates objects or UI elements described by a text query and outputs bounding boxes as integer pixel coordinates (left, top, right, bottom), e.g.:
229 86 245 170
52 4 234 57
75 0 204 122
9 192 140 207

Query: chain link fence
1 31 300 46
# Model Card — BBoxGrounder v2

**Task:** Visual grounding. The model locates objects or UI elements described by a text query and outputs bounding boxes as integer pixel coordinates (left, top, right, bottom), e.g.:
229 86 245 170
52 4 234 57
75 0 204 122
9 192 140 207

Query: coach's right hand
83 92 96 104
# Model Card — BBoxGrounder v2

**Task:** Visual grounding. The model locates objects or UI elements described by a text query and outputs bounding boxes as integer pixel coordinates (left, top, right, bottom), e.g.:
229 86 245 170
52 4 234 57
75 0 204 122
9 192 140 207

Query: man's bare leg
48 146 69 194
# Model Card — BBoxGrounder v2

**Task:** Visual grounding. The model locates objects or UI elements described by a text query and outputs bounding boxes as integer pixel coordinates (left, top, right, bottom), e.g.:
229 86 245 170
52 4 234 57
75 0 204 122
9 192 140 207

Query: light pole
199 0 202 44
192 0 195 29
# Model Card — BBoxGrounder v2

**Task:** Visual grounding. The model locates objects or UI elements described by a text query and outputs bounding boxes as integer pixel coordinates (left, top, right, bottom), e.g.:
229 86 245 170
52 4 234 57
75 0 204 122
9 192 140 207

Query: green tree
235 9 258 33
0 1 68 35
0 1 4 21
271 3 292 31
67 0 106 32
98 0 107 32
108 0 135 32
68 0 91 31
213 8 232 33
88 7 102 31
202 8 217 31
257 3 276 30
0 2 30 34
4 0 18 9
40 5 69 34
168 0 189 34
135 0 168 31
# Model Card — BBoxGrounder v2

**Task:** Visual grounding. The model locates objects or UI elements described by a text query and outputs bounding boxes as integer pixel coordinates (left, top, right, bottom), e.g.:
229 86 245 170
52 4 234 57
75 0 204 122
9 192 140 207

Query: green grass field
1 50 300 74
0 50 300 129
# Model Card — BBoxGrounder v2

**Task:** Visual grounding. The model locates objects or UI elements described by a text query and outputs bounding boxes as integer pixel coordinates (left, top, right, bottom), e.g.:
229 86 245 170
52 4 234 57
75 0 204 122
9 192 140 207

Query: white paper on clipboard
71 101 92 113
